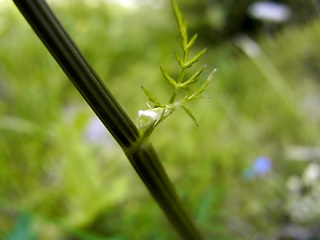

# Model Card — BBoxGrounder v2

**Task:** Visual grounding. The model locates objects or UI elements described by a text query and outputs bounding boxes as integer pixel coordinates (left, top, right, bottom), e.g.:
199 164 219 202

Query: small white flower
137 107 173 131
138 108 163 130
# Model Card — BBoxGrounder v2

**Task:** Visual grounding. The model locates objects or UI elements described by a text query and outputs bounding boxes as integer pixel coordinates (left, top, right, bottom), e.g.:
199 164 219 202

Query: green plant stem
178 67 186 84
12 0 203 239
169 90 178 104
169 51 187 104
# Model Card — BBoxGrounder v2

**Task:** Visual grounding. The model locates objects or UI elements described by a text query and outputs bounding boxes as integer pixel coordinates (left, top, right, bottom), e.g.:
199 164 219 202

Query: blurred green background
1 0 320 239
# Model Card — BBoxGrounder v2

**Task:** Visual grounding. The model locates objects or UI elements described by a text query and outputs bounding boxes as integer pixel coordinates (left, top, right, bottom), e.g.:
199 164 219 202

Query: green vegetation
1 0 320 239
139 0 215 140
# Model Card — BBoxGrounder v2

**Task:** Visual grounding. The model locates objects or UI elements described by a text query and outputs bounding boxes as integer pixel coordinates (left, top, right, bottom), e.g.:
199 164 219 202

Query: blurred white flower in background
286 162 320 223
248 1 291 23
303 163 320 186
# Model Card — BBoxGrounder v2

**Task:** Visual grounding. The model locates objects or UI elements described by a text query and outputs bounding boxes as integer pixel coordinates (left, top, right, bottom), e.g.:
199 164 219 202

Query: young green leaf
183 65 207 85
186 34 198 50
184 48 207 68
171 0 188 47
191 95 212 100
182 79 200 89
141 86 161 105
182 106 199 127
160 66 177 87
181 68 216 103
192 68 216 97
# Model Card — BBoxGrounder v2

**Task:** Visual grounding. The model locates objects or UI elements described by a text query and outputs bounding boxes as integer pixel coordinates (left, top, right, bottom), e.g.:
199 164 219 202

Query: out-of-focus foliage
1 0 320 239
178 0 319 44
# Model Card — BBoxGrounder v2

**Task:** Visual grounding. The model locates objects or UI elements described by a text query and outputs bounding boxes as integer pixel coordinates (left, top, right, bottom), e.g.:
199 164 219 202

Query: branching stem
12 0 203 239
